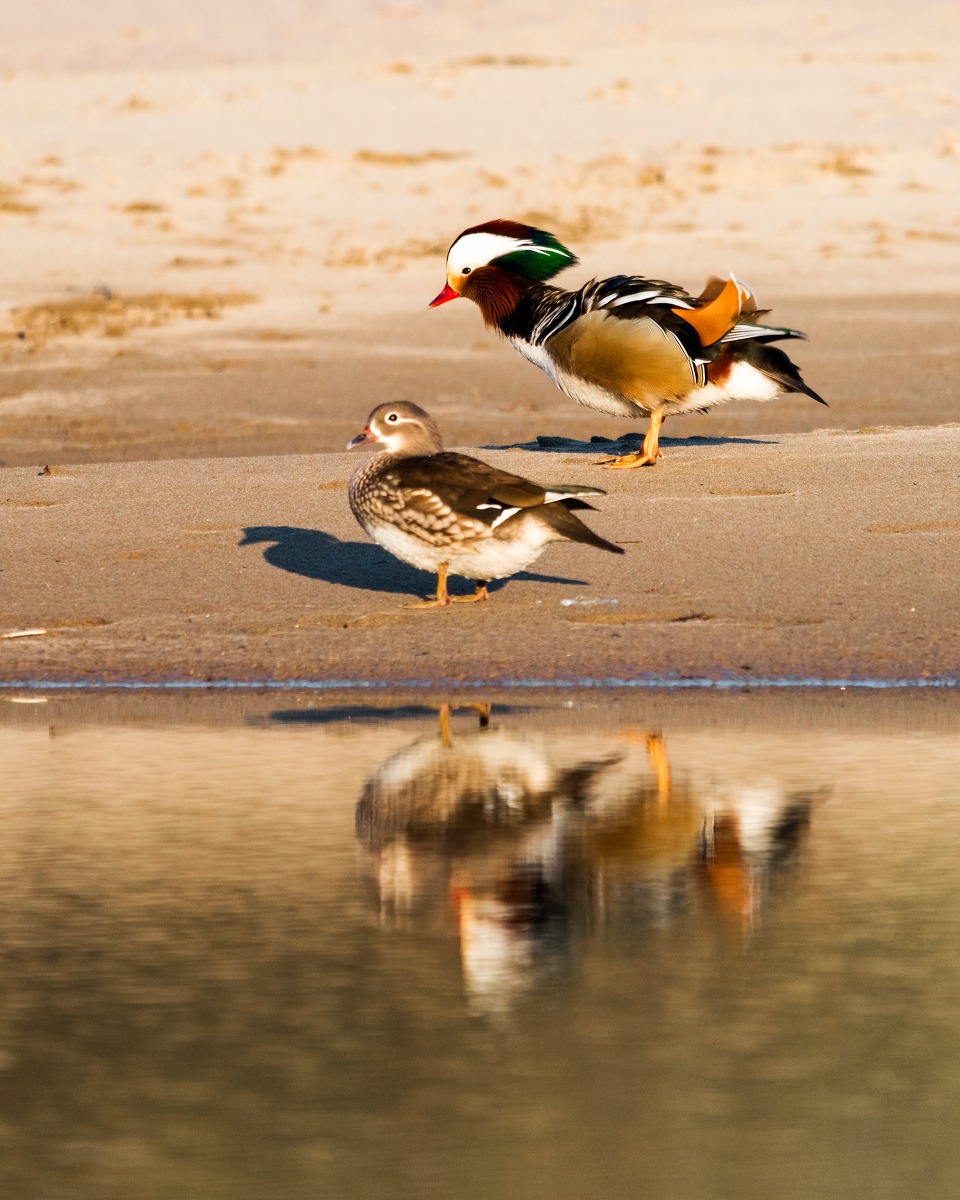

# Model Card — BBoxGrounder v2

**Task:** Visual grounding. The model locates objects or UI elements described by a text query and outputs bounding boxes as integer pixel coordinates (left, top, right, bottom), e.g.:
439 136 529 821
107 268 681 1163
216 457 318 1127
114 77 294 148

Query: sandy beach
5 15 960 1200
1 0 958 682
0 424 956 683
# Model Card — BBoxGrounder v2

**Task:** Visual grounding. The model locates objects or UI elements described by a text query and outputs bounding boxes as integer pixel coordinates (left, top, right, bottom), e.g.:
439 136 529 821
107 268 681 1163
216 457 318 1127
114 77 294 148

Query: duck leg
618 728 672 800
437 702 490 745
646 732 672 803
404 562 452 608
700 813 755 927
439 700 492 744
596 411 665 469
452 582 489 604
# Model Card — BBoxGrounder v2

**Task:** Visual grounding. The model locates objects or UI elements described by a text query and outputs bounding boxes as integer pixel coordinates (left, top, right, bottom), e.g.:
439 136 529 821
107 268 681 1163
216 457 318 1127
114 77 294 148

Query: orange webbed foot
596 448 663 469
451 583 489 604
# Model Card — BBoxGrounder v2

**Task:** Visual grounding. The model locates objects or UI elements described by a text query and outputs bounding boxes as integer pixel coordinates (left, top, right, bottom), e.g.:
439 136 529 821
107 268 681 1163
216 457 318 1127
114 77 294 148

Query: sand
1 0 959 466
0 2 957 682
0 424 957 683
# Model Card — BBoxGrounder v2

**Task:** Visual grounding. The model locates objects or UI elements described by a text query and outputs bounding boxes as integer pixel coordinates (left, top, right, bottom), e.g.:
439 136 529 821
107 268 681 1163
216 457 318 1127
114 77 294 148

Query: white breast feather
512 332 782 419
511 337 559 384
511 337 646 417
366 515 559 581
554 369 650 418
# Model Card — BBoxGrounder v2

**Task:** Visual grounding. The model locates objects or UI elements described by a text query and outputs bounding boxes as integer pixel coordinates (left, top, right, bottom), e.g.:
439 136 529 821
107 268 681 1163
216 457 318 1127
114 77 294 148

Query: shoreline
1 675 959 691
2 424 957 685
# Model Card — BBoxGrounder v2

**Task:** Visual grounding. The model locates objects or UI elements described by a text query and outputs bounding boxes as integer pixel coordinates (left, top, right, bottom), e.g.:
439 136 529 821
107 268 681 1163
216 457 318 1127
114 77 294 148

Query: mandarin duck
355 705 623 1010
356 713 820 1009
347 401 624 608
355 705 622 867
429 219 825 467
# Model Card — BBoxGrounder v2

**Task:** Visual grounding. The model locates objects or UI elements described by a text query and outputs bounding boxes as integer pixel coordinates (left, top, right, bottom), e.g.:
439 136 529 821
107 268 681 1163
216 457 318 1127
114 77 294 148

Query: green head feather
492 228 577 281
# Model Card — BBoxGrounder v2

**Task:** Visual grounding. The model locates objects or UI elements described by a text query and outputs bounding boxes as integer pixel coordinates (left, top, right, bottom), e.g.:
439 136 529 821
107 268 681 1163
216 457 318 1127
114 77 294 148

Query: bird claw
596 450 661 469
452 585 489 604
404 585 488 608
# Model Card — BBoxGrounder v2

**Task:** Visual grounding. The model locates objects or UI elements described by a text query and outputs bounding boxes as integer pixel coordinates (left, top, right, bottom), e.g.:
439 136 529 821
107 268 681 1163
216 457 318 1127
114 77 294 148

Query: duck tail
542 483 608 502
542 501 625 555
743 342 828 406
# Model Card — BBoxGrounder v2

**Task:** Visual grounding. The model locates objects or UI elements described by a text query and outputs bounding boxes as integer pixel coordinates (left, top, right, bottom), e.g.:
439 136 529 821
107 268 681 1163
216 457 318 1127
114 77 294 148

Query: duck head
429 218 577 326
347 401 444 456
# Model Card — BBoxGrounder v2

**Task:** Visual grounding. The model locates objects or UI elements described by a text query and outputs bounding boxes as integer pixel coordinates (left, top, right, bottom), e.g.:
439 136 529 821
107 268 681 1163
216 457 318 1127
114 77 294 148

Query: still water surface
1 689 959 1199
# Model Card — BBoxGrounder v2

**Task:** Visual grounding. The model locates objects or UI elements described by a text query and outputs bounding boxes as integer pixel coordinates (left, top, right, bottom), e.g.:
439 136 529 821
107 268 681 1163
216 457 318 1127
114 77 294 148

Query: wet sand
1 423 957 684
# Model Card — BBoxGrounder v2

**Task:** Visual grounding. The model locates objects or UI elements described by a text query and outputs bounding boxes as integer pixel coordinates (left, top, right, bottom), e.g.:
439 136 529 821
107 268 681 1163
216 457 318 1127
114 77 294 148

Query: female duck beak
428 283 459 308
347 426 378 450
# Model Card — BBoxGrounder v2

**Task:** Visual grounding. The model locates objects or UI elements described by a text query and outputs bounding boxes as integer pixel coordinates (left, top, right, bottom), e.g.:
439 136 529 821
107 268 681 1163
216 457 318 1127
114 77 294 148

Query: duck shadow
239 526 588 598
485 432 778 453
266 703 531 726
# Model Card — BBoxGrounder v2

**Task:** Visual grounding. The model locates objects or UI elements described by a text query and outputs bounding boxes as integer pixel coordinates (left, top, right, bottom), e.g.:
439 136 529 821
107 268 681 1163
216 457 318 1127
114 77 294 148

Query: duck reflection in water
356 706 823 1014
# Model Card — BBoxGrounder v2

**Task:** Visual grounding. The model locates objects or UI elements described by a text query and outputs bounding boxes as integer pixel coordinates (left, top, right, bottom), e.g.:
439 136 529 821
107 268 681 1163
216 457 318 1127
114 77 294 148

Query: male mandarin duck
429 219 825 467
347 401 623 607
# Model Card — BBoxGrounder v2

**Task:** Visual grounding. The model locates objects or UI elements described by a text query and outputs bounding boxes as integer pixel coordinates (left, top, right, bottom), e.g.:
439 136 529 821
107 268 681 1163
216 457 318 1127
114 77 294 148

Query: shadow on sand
239 526 588 600
266 703 531 726
484 432 778 453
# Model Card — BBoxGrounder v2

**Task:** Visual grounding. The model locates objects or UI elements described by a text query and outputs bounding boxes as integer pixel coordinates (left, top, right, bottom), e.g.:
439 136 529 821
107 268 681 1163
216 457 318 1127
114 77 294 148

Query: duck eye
387 413 398 422
462 266 472 275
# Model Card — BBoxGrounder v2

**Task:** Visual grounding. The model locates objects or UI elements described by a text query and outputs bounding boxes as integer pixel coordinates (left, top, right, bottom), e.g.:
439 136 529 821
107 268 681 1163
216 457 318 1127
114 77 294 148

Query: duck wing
387 453 606 536
545 279 710 399
538 273 811 405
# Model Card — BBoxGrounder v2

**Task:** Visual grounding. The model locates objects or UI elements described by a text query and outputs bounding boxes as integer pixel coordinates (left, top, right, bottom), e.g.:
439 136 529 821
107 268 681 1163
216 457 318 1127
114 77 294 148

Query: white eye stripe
451 231 518 253
449 230 573 276
511 242 560 257
448 231 527 272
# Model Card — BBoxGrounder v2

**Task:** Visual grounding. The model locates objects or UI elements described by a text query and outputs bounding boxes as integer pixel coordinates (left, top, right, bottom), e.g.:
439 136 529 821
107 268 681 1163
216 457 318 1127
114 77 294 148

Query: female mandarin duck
429 219 825 468
348 401 623 608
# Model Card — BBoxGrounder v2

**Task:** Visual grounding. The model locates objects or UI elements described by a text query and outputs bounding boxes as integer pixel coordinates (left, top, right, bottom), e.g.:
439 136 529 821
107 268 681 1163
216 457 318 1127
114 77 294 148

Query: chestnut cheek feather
464 267 523 329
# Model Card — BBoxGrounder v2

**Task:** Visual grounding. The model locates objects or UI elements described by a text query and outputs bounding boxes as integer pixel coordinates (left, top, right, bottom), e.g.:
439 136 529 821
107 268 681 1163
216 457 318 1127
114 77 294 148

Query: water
1 689 959 1199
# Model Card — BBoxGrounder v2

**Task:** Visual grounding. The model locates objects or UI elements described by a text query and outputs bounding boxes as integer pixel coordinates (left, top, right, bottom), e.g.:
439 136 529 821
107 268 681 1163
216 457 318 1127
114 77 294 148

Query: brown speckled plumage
347 401 623 607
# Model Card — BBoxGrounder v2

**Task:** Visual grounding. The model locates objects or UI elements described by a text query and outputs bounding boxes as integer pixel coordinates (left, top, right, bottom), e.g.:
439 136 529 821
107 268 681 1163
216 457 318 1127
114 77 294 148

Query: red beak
428 283 459 308
347 426 377 450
